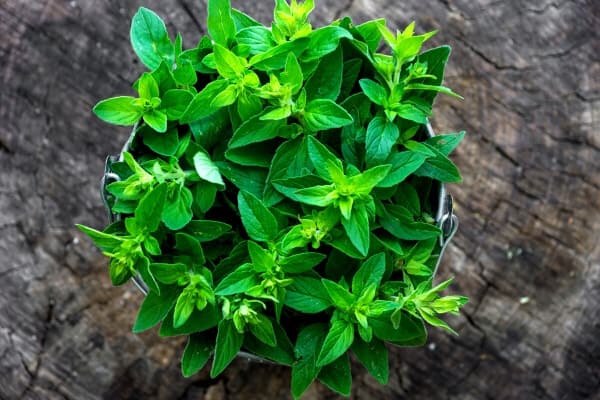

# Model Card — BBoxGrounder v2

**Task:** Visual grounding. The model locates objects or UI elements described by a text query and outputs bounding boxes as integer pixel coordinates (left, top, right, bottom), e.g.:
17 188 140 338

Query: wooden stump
1 0 598 399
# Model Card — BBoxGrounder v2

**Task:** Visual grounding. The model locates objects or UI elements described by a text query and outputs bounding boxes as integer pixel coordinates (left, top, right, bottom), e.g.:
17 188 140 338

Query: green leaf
214 264 259 295
243 322 295 365
192 181 217 214
236 26 275 55
142 127 179 156
132 284 179 333
75 224 122 252
316 319 354 367
185 220 232 243
365 116 399 167
370 312 427 346
225 142 275 168
161 89 193 120
248 314 277 347
341 205 370 257
291 324 328 399
405 83 462 99
376 151 427 188
174 232 206 266
393 103 429 124
173 288 197 328
352 253 386 295
249 37 310 71
210 84 238 108
339 58 363 99
182 333 213 377
150 263 187 284
425 131 466 156
351 337 389 384
193 151 225 187
207 0 236 47
138 257 161 294
292 185 336 207
159 305 219 336
304 99 353 132
321 279 355 310
285 277 331 313
130 7 174 70
304 26 352 60
359 79 387 106
281 53 303 94
238 190 279 242
138 72 160 99
280 252 326 274
229 114 285 148
143 109 167 133
216 161 267 198
317 352 352 396
350 164 392 195
306 136 344 181
415 144 462 182
162 185 193 230
355 19 384 51
304 46 343 101
213 44 246 79
210 319 244 378
180 80 229 123
93 96 143 126
135 183 167 233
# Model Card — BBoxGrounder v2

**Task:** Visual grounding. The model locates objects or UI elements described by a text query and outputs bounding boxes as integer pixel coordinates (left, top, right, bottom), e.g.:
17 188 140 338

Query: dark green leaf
304 46 343 101
150 263 188 284
162 185 193 230
291 324 328 399
182 333 213 377
211 319 244 377
214 264 259 295
304 26 352 60
159 305 219 336
229 114 285 149
248 314 276 347
142 127 179 156
185 220 232 243
280 252 326 274
285 277 331 313
351 337 389 384
304 99 354 132
317 352 352 396
133 284 179 333
244 322 295 365
352 253 386 295
238 190 279 242
135 183 167 233
376 151 427 188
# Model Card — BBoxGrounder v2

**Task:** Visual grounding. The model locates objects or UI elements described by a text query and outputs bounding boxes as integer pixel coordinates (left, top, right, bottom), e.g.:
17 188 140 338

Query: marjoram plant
77 0 468 397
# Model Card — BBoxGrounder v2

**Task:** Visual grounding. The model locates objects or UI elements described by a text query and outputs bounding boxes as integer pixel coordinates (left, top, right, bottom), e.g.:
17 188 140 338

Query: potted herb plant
77 0 468 397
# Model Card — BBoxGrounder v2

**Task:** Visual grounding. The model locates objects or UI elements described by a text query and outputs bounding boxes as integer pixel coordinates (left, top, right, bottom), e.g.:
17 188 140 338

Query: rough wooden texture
1 0 598 399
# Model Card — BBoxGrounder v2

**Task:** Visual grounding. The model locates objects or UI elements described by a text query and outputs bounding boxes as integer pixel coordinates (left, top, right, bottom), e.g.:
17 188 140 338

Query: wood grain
0 0 598 399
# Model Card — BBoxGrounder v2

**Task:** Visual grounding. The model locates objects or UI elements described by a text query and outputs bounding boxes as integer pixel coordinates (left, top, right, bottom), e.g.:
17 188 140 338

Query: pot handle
433 194 459 277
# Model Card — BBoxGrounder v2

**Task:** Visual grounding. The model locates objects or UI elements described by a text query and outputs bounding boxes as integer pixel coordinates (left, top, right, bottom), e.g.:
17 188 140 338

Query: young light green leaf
213 44 246 79
193 151 225 187
93 96 143 126
174 288 197 328
143 109 167 133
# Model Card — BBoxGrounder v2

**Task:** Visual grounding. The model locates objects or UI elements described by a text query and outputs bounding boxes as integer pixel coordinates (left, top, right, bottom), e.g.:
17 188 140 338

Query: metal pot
101 122 458 295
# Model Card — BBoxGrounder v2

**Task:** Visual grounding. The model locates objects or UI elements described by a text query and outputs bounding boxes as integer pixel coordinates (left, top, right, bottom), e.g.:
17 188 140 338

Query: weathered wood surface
1 0 598 399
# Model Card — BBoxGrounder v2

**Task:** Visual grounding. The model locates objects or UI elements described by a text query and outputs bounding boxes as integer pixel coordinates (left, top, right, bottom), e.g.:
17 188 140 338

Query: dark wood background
1 0 598 399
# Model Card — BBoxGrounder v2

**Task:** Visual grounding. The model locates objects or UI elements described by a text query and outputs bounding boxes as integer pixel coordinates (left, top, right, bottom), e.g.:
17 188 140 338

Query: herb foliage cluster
78 0 468 397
